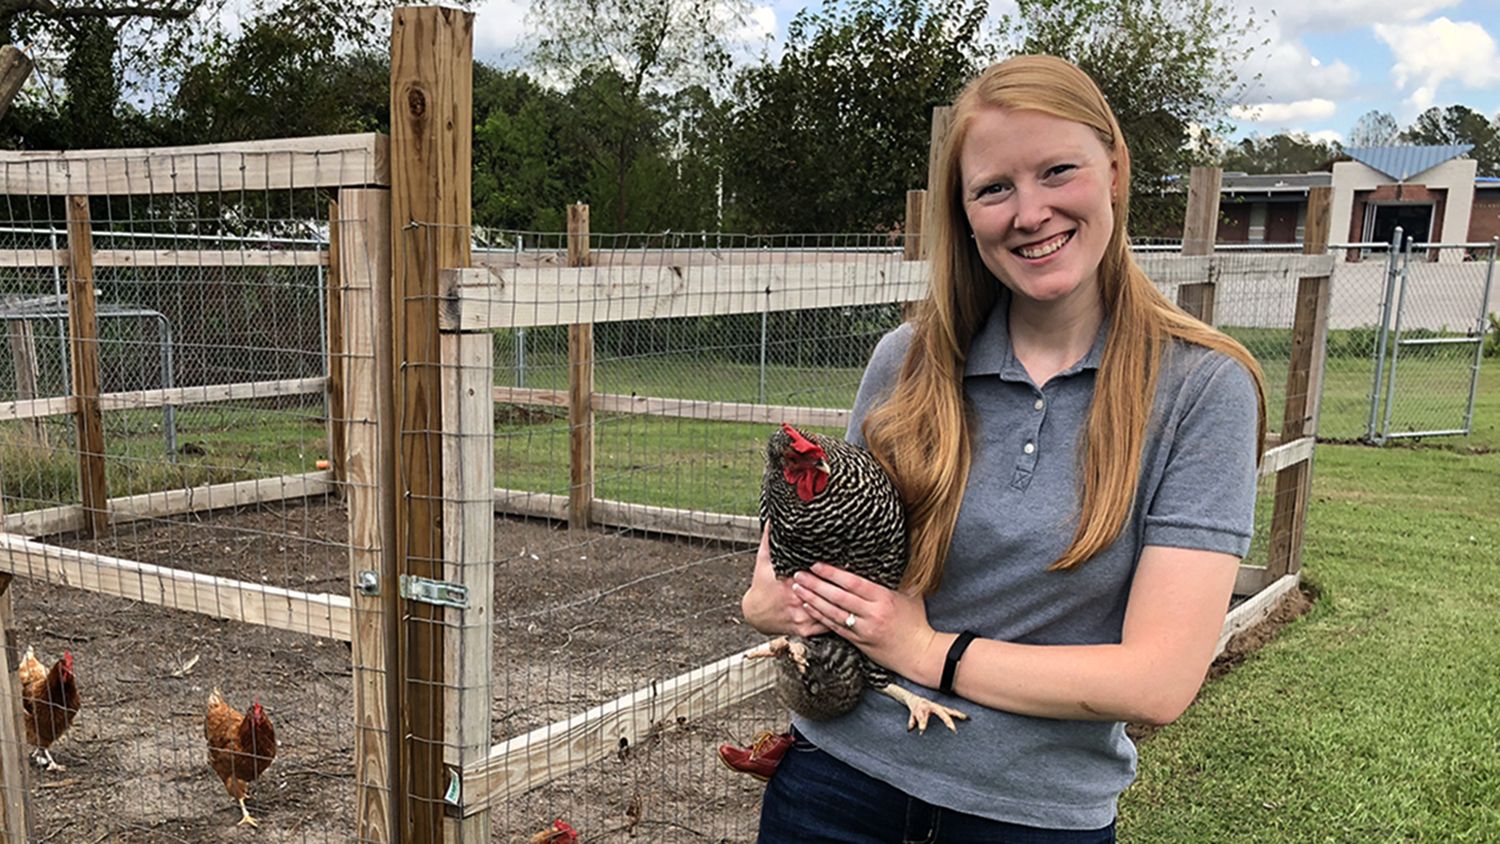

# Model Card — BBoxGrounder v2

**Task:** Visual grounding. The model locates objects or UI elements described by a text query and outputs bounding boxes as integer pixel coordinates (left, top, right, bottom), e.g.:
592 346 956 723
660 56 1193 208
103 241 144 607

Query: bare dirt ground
10 500 1310 842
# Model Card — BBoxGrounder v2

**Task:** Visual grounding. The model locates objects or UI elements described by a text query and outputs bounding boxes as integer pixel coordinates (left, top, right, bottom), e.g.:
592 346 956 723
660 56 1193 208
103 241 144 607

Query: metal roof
1343 145 1474 181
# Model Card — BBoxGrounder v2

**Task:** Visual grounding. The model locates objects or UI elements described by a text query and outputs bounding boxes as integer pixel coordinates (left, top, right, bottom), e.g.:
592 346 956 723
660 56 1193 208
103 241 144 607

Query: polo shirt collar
963 290 1109 382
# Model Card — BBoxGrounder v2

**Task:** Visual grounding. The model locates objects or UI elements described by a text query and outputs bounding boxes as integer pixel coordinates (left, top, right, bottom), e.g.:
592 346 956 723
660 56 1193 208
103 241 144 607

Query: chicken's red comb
781 422 821 454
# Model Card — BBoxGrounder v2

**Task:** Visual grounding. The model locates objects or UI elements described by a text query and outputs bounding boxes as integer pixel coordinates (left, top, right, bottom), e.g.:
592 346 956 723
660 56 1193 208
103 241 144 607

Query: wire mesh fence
0 142 385 843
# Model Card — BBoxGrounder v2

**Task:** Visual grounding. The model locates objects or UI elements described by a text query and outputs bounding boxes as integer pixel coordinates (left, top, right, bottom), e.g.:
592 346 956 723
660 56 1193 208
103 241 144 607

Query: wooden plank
444 254 1335 331
96 377 326 412
0 532 351 640
1216 574 1299 658
338 187 397 842
2 471 334 538
1259 436 1315 477
0 45 32 124
326 200 347 489
566 204 593 530
491 489 760 545
493 387 849 429
0 133 388 195
0 574 31 843
0 249 328 268
459 645 777 814
927 105 953 193
478 248 903 270
6 319 47 445
1181 166 1223 256
439 331 493 834
389 7 472 840
65 196 107 538
0 395 72 422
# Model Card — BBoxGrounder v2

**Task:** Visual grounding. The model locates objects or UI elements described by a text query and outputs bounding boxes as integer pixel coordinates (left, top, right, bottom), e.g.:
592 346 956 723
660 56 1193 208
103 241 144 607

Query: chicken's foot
745 637 809 673
876 684 968 734
30 749 64 772
237 797 260 828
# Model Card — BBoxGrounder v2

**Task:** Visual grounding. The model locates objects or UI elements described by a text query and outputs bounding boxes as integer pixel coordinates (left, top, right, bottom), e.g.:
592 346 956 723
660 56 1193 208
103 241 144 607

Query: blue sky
473 0 1500 144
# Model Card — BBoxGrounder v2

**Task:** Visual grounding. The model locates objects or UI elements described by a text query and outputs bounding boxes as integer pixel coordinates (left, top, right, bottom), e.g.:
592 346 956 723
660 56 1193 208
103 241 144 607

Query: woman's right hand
740 523 831 637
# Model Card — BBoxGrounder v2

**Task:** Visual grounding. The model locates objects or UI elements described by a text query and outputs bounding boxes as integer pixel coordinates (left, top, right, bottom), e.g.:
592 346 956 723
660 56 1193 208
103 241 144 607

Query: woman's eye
1045 164 1077 179
979 183 1011 198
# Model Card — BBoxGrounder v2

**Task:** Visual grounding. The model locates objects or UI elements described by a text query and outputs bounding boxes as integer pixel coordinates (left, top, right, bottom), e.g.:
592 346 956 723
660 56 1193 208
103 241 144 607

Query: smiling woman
739 55 1274 843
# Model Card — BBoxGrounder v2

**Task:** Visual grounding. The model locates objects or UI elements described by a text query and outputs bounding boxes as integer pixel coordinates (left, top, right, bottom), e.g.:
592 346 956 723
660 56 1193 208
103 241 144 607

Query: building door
1367 203 1433 245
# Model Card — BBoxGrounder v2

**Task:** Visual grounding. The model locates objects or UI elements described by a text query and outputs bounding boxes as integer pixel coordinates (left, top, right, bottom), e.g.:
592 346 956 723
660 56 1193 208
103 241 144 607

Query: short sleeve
1142 354 1261 557
845 324 913 447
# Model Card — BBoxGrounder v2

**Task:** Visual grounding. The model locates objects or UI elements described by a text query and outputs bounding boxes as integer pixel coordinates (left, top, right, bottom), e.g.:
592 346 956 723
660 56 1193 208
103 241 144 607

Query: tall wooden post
1268 186 1332 580
927 106 954 193
6 320 47 447
439 303 494 842
390 7 473 841
326 199 348 490
0 574 31 843
566 204 594 529
65 196 107 537
903 189 926 261
338 187 397 842
1178 166 1222 323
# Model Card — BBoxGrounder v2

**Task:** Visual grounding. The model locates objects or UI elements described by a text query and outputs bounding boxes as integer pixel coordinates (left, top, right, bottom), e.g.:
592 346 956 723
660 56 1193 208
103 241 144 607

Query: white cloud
1234 0 1461 38
1306 129 1344 144
1231 98 1339 124
473 0 531 60
1374 17 1500 110
1239 26 1357 104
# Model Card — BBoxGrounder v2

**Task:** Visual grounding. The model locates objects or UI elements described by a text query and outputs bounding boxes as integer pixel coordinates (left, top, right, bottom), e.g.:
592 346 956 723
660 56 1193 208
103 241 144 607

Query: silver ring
844 612 858 630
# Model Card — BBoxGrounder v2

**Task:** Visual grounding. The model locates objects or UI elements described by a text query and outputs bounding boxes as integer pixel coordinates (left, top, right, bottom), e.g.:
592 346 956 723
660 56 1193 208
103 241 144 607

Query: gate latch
399 574 469 609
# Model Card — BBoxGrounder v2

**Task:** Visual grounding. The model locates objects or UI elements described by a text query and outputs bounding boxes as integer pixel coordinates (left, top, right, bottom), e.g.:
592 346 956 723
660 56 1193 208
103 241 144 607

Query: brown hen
205 687 277 828
17 646 80 772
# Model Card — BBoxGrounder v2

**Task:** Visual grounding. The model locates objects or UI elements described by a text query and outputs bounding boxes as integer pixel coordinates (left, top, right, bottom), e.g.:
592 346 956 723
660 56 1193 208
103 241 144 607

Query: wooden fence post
6 320 47 447
0 573 30 844
338 187 398 842
903 189 926 261
1268 186 1332 580
1178 165 1222 323
390 6 473 840
927 106 953 194
567 203 594 529
327 199 348 491
439 306 494 842
65 195 108 538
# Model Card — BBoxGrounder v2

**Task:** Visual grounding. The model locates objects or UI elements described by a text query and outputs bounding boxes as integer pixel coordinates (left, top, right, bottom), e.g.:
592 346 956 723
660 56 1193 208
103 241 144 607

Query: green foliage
725 0 990 233
1219 132 1342 175
1485 312 1500 358
1349 110 1400 147
999 0 1259 235
1400 105 1500 177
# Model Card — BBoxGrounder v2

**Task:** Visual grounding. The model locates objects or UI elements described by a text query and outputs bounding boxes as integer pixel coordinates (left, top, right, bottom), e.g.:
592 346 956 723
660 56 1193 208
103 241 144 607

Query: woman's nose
1012 187 1051 231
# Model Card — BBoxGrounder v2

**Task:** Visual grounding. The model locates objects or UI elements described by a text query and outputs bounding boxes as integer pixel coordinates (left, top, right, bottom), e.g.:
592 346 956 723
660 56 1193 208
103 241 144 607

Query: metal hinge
399 574 469 609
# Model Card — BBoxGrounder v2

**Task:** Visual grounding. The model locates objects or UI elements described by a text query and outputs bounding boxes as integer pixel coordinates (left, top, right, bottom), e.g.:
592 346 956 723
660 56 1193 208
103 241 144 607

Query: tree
1220 132 1342 175
1400 104 1500 176
997 0 1260 234
1349 110 1399 148
725 0 990 233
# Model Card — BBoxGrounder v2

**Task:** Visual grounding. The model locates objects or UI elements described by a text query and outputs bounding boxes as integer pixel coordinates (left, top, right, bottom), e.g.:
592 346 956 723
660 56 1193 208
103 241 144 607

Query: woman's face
959 106 1116 310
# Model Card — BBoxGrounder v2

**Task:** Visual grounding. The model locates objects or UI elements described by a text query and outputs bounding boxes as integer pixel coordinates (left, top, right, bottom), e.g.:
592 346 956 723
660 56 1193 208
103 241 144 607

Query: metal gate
1367 230 1497 443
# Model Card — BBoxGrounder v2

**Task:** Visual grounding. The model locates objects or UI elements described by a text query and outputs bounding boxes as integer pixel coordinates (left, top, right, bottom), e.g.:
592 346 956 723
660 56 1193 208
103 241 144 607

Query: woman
739 55 1266 843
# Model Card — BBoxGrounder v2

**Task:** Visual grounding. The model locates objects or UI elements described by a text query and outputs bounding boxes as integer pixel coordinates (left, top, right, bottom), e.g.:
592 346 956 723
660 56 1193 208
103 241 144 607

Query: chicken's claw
238 798 260 827
878 685 969 734
746 637 809 673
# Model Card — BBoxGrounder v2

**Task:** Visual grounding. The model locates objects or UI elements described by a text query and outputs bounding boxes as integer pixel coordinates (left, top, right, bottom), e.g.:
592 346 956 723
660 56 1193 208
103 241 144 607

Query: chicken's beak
816 459 830 476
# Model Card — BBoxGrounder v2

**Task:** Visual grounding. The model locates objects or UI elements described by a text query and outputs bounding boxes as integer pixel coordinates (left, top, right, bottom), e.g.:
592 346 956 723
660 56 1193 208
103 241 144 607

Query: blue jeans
757 730 1117 844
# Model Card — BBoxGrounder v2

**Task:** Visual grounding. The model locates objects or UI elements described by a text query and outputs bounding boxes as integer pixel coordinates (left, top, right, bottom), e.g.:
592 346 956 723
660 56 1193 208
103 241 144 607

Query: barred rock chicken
17 646 80 771
748 423 967 732
205 687 278 828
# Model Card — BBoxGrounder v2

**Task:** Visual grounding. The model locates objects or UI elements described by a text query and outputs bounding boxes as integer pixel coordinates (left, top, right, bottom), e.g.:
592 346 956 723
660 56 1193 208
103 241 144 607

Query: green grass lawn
1120 442 1500 841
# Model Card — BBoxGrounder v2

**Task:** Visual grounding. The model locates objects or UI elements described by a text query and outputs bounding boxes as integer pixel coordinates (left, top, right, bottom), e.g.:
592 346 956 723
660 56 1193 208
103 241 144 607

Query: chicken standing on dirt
17 646 80 772
205 687 278 828
749 423 967 732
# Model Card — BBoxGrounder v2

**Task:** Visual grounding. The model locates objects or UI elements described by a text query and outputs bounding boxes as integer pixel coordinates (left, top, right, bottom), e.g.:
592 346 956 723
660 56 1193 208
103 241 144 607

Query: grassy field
1120 365 1500 841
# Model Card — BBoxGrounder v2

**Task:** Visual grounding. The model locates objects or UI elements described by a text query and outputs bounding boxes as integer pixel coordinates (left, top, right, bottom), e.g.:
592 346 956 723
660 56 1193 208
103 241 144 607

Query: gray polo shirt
794 294 1260 829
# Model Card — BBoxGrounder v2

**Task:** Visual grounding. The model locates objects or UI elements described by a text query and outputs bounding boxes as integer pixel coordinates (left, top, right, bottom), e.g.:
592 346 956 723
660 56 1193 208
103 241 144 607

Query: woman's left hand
791 563 939 679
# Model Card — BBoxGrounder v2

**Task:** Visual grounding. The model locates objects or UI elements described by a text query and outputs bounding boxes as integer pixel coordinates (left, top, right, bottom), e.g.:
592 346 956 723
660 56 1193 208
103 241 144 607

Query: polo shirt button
1023 442 1035 454
1034 398 1045 410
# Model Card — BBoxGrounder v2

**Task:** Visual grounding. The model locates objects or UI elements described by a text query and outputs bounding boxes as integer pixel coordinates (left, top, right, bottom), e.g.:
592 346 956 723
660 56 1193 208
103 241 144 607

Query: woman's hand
740 525 831 637
791 563 942 683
